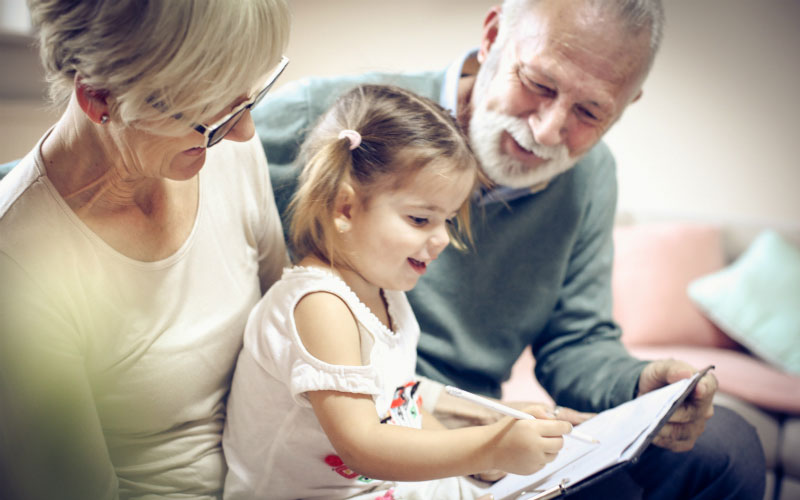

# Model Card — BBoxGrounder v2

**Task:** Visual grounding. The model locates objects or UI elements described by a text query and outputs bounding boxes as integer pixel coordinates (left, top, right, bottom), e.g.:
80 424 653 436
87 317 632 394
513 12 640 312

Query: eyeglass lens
206 57 288 147
208 108 247 147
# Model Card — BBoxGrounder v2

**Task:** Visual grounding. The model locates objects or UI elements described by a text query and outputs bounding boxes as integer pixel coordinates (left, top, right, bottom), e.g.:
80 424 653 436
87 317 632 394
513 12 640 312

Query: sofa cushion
627 345 800 414
688 230 800 375
612 223 739 349
782 418 800 479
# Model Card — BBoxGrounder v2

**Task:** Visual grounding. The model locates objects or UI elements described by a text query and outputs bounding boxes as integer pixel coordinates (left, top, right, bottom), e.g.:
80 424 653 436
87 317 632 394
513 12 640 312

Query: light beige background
1 0 798 227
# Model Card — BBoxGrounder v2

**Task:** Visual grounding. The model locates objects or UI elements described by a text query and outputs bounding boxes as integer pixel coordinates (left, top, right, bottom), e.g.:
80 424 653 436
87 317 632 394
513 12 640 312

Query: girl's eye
408 216 428 226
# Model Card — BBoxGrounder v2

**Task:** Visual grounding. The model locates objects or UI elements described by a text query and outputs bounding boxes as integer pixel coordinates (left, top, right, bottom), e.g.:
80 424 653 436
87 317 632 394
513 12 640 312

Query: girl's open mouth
408 258 427 274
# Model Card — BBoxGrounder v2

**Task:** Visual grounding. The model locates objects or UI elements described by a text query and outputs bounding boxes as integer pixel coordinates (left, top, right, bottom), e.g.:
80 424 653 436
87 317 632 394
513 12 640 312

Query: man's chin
484 159 574 189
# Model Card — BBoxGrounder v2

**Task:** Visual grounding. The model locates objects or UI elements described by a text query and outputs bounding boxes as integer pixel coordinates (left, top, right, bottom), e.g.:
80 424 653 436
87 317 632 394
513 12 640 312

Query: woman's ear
74 75 110 125
333 183 356 233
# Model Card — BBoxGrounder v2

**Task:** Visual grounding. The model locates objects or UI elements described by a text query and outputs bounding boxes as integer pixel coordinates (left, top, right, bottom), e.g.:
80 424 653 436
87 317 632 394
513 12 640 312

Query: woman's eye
408 216 428 226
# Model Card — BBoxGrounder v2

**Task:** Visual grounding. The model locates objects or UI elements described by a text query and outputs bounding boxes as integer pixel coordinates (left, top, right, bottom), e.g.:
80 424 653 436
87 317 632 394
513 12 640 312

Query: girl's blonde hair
289 84 479 266
27 0 289 136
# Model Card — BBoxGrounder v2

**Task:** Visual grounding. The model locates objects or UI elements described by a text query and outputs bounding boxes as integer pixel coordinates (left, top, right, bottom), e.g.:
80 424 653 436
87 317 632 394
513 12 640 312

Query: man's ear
74 75 110 124
478 6 502 64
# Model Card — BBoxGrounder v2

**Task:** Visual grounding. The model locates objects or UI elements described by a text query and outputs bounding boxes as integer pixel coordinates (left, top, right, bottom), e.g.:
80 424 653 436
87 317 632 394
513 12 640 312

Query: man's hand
638 359 718 452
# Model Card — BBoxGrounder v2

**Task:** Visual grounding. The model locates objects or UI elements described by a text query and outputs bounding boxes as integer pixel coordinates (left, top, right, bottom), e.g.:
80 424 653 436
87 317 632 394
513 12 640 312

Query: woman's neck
42 101 164 216
39 101 199 261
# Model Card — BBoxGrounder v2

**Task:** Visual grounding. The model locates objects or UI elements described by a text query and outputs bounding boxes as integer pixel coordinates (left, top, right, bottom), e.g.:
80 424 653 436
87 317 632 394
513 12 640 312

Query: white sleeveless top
223 266 423 499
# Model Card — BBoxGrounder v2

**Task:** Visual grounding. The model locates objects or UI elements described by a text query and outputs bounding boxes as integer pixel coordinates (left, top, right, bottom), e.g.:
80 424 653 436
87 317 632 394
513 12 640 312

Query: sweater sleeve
532 143 648 412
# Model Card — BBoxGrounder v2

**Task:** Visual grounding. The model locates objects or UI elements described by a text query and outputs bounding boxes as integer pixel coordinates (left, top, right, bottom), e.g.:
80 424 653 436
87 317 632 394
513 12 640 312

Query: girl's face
340 160 475 293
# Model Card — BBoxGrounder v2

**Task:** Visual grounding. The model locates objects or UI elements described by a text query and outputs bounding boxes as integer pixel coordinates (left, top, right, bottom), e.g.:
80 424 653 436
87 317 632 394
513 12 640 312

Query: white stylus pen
444 385 599 444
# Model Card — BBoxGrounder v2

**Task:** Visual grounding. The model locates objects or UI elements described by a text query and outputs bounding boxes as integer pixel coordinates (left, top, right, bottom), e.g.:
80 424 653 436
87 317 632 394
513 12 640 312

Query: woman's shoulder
0 149 73 265
0 144 48 219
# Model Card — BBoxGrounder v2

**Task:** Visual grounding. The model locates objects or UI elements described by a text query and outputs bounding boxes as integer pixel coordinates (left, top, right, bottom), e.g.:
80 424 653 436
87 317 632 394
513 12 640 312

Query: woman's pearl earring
335 218 351 233
100 114 109 124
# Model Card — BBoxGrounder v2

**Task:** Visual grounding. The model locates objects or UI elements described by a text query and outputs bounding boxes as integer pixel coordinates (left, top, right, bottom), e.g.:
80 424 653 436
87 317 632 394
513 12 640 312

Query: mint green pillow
688 230 800 374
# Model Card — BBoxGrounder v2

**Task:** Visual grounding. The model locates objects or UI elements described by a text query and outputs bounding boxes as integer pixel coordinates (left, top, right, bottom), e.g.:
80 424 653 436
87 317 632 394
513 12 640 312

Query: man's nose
530 101 568 147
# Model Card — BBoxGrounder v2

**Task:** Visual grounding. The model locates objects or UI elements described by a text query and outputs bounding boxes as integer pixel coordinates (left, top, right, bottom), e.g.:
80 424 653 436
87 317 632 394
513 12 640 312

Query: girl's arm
294 292 572 481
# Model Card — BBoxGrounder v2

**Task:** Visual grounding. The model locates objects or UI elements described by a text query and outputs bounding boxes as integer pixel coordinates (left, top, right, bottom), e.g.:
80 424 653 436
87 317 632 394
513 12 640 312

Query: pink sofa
501 219 800 500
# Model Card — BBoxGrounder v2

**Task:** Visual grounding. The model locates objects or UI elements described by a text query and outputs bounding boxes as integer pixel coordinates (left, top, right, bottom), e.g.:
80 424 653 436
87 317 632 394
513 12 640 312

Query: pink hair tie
338 129 361 150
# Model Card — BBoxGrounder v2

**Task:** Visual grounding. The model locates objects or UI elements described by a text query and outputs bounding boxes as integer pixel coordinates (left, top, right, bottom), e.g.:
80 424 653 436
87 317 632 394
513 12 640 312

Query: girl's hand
489 415 573 475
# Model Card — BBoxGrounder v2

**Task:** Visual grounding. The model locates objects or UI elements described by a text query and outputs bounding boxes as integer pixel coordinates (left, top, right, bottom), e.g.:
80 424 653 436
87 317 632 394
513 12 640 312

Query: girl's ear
333 183 356 233
74 75 110 125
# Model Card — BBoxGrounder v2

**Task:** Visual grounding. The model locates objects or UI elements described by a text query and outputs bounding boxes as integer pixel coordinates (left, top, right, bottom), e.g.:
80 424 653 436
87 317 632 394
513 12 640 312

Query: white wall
279 0 800 229
604 1 800 228
2 0 798 228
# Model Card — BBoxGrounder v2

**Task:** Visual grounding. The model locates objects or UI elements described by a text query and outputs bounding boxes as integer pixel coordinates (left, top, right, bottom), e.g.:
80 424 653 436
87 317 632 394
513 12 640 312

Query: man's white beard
468 104 578 189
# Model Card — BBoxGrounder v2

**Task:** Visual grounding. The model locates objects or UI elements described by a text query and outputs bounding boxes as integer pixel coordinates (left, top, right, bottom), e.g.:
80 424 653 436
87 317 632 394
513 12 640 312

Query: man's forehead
513 2 650 97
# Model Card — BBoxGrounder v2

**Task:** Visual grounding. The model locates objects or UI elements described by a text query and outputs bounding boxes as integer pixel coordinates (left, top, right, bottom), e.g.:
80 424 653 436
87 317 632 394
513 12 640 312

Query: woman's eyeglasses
193 56 289 148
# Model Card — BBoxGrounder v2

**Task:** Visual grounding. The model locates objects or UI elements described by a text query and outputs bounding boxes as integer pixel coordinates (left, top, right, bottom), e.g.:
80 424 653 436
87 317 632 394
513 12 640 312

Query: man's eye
517 67 553 96
532 82 555 96
577 106 599 121
408 216 428 226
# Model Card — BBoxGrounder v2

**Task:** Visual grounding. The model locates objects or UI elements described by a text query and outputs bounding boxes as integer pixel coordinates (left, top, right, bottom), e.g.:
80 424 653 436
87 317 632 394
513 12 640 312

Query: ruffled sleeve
289 356 381 407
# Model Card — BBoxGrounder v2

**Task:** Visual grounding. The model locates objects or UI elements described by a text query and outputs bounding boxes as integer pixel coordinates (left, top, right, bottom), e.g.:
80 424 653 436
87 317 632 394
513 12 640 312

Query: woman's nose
224 110 256 143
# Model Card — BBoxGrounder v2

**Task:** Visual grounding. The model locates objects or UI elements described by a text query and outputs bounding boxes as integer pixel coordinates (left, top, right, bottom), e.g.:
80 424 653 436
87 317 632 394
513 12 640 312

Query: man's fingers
654 416 707 452
664 361 695 385
669 397 715 424
668 403 698 424
694 373 719 399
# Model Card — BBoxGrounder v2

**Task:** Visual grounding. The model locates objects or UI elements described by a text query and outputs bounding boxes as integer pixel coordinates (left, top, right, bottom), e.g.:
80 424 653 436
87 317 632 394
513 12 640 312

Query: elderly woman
0 1 290 498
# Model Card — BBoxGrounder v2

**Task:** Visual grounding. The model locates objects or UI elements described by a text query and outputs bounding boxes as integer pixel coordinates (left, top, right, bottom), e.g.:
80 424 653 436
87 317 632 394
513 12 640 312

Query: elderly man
256 0 765 497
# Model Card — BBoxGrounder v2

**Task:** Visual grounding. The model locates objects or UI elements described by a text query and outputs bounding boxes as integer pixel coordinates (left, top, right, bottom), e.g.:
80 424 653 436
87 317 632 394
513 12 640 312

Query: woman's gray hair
27 0 290 135
498 0 665 68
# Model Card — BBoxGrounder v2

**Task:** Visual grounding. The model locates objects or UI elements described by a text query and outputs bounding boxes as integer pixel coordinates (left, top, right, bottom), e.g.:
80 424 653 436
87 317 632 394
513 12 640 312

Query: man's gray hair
499 0 665 66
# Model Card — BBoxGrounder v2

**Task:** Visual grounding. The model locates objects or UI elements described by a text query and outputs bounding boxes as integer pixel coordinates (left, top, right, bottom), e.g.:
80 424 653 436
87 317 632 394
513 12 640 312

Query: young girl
222 84 572 500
